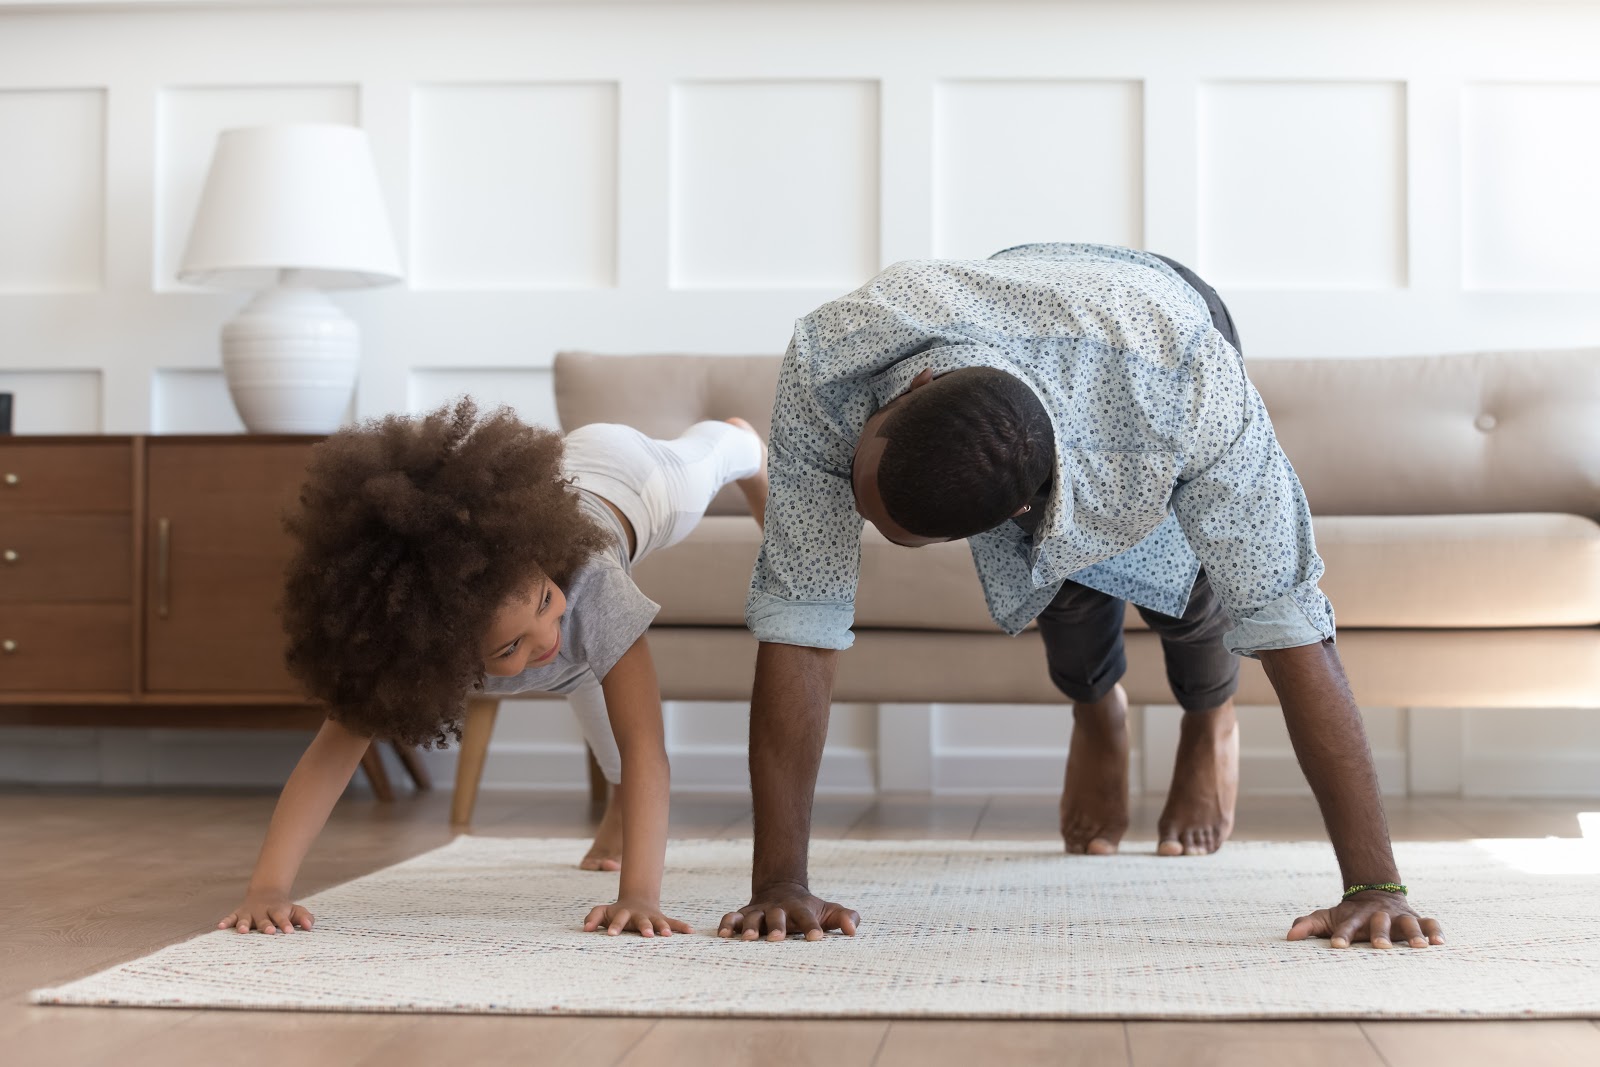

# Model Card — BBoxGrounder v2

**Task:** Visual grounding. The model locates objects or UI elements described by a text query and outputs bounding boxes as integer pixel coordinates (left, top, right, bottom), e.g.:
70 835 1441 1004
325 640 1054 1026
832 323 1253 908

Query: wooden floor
4 787 1599 1066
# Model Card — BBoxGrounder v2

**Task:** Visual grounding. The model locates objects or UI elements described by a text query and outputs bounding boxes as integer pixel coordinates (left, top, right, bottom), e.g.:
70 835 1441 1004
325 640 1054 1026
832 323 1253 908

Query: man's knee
1047 651 1126 706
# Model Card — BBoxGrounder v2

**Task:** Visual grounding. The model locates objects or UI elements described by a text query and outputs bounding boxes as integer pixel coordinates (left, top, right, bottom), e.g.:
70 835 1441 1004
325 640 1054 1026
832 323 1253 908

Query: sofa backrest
1249 348 1599 518
555 348 1600 519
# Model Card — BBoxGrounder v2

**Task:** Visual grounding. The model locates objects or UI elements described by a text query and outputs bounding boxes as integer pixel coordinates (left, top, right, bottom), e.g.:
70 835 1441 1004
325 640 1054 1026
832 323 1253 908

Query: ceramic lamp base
221 285 359 434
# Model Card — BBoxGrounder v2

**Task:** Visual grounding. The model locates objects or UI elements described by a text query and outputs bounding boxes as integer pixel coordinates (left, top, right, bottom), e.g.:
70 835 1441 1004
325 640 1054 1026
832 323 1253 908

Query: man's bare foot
1060 684 1130 855
725 417 768 528
1156 701 1239 856
579 783 624 871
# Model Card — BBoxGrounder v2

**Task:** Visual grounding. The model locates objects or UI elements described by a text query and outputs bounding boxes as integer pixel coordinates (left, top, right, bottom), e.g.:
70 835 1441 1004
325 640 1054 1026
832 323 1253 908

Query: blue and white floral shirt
744 242 1336 657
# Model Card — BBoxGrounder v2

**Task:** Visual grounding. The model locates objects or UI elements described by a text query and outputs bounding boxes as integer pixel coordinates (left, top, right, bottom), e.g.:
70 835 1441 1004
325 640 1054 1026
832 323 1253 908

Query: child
219 400 768 939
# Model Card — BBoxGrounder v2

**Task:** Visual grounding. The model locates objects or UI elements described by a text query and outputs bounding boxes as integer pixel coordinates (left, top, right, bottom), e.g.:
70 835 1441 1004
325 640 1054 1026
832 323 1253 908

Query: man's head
851 367 1055 545
281 399 611 747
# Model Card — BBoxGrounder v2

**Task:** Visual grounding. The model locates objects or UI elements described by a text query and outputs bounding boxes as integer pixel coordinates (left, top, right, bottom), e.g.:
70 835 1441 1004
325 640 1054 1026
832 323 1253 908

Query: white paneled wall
0 88 105 293
671 80 881 288
1 0 1598 798
411 82 619 290
1197 81 1409 289
933 80 1144 258
1461 83 1600 291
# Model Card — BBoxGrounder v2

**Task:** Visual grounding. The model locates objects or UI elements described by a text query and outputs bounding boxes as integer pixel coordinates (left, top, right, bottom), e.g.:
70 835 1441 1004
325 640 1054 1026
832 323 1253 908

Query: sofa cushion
631 513 1600 631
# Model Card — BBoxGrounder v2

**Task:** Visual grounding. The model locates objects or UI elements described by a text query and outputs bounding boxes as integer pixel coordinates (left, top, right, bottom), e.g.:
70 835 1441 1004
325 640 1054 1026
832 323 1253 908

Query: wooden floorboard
1361 1020 1600 1067
618 1018 889 1066
875 1020 1129 1066
1126 1021 1386 1067
4 787 1596 1066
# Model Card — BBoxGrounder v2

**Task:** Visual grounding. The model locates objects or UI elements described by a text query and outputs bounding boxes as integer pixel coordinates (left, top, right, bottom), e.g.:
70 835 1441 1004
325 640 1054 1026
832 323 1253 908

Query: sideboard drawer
0 605 131 691
0 515 132 602
0 443 132 514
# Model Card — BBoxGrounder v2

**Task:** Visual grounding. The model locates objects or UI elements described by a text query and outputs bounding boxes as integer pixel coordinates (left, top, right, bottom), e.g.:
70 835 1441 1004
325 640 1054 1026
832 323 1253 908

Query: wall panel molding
411 81 619 290
0 88 105 293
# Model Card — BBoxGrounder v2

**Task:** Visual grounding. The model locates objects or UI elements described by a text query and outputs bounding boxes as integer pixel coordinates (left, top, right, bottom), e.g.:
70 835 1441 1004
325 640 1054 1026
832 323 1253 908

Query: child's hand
219 891 315 935
583 898 693 938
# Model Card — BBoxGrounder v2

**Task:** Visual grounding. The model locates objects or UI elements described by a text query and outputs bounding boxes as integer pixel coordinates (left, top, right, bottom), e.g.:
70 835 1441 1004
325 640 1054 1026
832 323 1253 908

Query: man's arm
1262 642 1444 949
730 336 868 941
1168 341 1441 947
716 641 860 942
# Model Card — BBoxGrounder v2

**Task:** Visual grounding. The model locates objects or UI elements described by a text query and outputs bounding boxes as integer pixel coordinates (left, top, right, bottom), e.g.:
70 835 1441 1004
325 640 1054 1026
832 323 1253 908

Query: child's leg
630 419 764 560
566 673 624 871
563 420 765 567
722 417 769 528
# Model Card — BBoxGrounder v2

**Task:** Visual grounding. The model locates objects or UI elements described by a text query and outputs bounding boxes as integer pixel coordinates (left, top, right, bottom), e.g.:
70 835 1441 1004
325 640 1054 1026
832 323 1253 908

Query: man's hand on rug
1286 891 1444 949
218 892 314 935
717 884 860 942
583 899 693 938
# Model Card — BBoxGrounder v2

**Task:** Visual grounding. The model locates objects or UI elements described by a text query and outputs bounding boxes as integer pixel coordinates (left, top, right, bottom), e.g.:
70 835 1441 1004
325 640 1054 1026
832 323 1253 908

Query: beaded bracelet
1343 882 1407 899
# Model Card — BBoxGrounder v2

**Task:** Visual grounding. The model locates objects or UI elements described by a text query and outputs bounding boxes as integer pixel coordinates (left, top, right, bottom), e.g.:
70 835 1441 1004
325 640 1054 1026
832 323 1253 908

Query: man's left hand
1287 890 1444 949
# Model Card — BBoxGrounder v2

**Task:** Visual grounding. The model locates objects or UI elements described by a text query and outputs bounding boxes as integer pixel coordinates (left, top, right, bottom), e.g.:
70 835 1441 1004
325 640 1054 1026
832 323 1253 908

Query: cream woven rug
32 836 1600 1019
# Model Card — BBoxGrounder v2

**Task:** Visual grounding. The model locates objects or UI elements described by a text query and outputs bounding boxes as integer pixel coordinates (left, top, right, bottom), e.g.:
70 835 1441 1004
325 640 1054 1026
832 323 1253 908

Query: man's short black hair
875 367 1055 539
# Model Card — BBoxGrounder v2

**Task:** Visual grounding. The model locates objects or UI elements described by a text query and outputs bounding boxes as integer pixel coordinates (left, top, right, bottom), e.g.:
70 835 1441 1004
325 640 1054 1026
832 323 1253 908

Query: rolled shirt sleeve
1170 338 1337 657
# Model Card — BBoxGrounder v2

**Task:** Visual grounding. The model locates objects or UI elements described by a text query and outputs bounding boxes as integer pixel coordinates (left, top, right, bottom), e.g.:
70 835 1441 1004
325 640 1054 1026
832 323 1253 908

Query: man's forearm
748 641 838 894
1260 641 1399 887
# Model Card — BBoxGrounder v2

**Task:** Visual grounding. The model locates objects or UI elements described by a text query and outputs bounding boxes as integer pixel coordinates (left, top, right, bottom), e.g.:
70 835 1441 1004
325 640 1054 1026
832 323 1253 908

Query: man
718 243 1443 950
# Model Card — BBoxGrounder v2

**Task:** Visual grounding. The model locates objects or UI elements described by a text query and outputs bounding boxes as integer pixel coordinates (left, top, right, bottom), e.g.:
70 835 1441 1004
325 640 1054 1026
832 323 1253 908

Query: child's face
479 575 567 677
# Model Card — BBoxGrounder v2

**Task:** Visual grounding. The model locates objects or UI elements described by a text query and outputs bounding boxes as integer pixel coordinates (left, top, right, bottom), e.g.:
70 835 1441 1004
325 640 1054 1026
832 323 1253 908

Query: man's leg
1135 571 1241 856
1036 580 1132 855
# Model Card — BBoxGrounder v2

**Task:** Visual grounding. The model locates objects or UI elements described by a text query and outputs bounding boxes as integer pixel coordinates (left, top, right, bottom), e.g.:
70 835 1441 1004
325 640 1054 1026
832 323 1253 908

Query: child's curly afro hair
281 399 612 747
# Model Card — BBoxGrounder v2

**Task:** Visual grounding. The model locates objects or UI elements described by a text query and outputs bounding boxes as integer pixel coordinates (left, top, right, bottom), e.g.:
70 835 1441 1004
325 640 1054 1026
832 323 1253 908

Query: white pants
561 421 761 784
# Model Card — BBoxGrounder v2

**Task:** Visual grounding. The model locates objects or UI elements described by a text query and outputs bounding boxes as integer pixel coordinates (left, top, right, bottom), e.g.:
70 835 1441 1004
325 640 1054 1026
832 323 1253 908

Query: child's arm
218 716 373 934
582 634 691 937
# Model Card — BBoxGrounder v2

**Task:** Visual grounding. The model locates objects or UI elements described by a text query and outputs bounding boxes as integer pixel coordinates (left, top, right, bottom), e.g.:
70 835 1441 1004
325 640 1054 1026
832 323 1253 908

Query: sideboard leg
452 699 500 826
359 743 395 803
392 743 433 791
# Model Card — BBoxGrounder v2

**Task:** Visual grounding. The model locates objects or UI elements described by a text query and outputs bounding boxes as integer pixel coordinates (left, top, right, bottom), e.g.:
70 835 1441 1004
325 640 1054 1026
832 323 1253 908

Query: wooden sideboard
0 435 425 799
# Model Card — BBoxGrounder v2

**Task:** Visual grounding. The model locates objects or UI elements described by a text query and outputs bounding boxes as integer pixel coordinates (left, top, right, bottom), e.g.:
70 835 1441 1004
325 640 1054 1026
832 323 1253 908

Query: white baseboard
477 741 876 795
930 747 1144 796
0 727 1577 799
1228 749 1410 796
1462 754 1600 798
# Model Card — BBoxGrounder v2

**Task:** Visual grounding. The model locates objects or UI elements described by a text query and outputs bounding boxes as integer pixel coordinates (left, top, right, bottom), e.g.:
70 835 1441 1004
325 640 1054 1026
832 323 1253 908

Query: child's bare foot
1156 701 1238 856
724 417 769 527
579 783 624 871
1060 684 1130 854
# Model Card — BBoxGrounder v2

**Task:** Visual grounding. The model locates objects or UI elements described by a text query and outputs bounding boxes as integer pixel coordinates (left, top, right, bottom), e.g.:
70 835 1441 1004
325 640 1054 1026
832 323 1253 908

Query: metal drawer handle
1 640 15 654
1 550 14 564
157 518 171 620
3 473 16 487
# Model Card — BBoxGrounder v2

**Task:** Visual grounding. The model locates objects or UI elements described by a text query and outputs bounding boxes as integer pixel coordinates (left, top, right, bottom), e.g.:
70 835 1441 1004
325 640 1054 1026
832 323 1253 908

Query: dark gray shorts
1032 254 1241 712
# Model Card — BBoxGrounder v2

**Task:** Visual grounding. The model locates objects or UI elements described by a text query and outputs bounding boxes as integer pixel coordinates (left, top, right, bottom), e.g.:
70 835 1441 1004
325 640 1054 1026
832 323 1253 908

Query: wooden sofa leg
587 746 609 816
360 743 395 802
451 698 500 826
392 743 432 791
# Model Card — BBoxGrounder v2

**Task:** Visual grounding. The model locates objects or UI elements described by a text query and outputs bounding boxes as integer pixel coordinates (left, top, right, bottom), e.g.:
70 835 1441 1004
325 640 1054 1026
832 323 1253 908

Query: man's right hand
717 882 860 942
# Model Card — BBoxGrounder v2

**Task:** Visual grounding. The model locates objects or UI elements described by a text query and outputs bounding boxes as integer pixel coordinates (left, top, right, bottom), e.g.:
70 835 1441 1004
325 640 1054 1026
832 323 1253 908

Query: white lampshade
178 123 402 290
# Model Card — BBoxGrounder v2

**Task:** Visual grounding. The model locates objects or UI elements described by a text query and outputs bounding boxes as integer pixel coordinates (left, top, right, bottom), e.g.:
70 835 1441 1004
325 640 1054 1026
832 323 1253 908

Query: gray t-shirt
481 490 660 697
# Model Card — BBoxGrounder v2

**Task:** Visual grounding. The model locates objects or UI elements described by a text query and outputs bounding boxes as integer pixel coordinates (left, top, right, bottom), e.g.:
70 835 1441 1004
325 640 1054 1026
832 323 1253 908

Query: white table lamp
178 124 402 433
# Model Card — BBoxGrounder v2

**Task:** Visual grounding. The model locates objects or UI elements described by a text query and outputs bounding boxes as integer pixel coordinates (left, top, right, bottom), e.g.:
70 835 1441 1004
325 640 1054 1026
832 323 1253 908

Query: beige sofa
558 348 1600 711
449 347 1599 821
